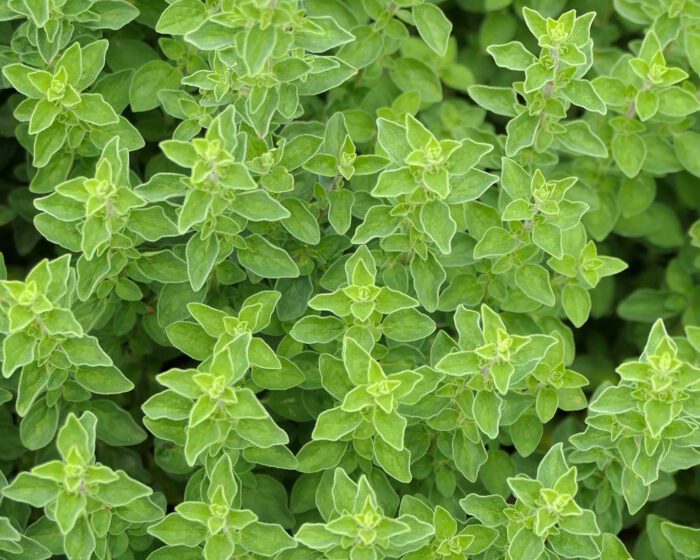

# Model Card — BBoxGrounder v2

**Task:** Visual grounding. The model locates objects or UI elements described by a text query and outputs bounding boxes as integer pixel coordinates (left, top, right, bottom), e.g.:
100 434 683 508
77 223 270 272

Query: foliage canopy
0 0 699 559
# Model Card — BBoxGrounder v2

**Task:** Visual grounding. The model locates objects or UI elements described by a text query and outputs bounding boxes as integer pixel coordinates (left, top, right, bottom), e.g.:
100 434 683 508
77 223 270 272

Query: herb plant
0 1 698 559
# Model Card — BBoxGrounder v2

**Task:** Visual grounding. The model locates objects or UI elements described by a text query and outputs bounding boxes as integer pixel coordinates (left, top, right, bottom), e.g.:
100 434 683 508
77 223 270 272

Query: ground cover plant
0 0 699 558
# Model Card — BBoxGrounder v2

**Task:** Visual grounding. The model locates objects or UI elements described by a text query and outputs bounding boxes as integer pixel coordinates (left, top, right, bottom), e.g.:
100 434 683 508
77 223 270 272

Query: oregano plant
0 1 698 559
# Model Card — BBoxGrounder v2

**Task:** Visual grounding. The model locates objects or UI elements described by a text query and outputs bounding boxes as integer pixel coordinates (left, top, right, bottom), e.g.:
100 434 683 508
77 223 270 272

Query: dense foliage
0 0 699 559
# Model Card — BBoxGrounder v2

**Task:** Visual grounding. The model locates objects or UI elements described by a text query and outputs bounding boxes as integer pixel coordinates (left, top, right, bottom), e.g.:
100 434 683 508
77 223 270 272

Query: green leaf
509 413 542 457
238 235 299 278
33 121 67 168
296 441 347 473
601 534 633 560
64 515 96 560
291 315 345 344
149 514 207 547
674 131 700 178
468 85 518 116
92 399 147 446
178 189 212 233
536 387 558 423
95 471 151 507
156 0 207 34
373 168 417 197
2 331 35 378
660 521 700 558
410 251 446 312
55 491 86 534
621 468 649 515
3 473 59 507
532 221 562 258
505 112 538 157
474 227 516 258
240 521 297 556
129 60 182 112
381 308 435 342
413 3 452 57
243 24 277 75
508 528 544 560
373 438 412 483
234 190 290 222
72 93 119 126
612 134 646 178
372 408 407 451
352 205 402 243
20 401 60 450
536 443 569 487
62 337 113 367
74 365 133 395
515 264 555 306
390 58 442 104
186 233 220 291
281 198 320 244
473 390 502 439
420 199 457 255
487 41 534 70
166 322 215 360
313 408 361 441
559 121 608 158
563 80 607 114
562 283 591 327
296 57 357 96
328 190 354 234
460 494 507 527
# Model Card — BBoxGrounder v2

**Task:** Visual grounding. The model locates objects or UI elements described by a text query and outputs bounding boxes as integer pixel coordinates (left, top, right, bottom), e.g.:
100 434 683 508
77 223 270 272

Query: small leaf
413 3 452 57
